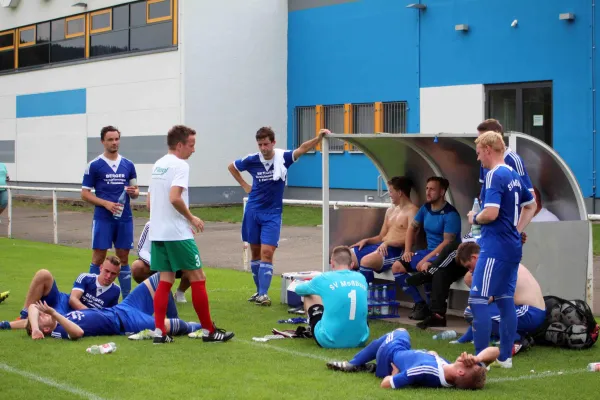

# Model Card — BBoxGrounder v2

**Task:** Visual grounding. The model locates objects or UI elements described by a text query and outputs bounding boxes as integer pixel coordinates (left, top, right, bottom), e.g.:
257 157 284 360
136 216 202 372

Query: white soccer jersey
137 221 151 265
148 154 193 241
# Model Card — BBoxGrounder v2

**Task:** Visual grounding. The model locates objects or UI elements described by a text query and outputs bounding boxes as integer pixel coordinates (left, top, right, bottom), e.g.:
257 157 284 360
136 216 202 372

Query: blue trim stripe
16 89 86 118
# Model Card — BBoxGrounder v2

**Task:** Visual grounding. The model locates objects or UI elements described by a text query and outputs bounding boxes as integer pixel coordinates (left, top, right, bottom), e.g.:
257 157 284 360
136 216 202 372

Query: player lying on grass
24 274 192 340
1 257 121 330
452 241 546 357
327 328 499 390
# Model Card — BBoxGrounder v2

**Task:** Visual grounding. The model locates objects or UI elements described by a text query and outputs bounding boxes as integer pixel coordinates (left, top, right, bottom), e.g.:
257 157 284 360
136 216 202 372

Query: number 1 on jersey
348 289 357 320
514 192 519 226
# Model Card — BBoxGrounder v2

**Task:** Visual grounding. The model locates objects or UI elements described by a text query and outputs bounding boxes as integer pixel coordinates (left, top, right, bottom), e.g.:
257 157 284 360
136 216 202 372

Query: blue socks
394 273 424 304
350 333 387 365
359 267 375 284
20 308 28 320
496 296 518 361
168 319 202 336
424 283 432 304
119 265 131 299
258 262 274 296
89 263 100 275
166 293 179 319
469 297 491 355
251 260 260 292
457 326 474 343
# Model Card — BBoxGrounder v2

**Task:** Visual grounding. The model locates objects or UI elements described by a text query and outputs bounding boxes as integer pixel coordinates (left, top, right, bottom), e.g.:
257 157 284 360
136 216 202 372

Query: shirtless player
454 241 546 359
350 176 418 284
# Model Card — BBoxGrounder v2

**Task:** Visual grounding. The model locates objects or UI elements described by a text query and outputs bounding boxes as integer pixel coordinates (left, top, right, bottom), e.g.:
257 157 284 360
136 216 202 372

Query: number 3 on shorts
194 254 201 267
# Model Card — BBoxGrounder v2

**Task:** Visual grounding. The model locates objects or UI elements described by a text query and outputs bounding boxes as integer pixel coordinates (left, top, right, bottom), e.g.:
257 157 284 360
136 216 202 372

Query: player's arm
292 129 329 160
68 289 88 311
516 185 536 234
36 301 84 340
403 207 424 257
170 164 204 232
125 164 140 199
470 172 502 224
381 363 415 389
457 347 500 367
81 163 121 214
294 276 321 297
228 162 252 194
351 209 390 249
27 304 45 340
170 186 200 226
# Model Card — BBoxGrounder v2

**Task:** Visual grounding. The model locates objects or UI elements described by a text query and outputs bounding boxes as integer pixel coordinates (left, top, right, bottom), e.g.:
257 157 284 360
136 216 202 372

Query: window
113 5 129 31
51 37 85 63
65 15 85 39
147 0 172 24
19 26 36 47
323 105 345 152
295 106 316 149
36 22 50 43
91 9 112 34
486 82 553 146
0 30 14 71
51 19 65 41
0 30 13 51
90 30 129 58
19 44 50 68
382 102 407 133
130 21 173 51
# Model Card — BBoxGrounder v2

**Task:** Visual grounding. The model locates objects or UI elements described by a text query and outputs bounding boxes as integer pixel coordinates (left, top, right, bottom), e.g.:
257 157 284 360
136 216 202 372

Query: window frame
65 14 86 39
0 30 15 52
90 9 113 34
18 25 36 48
147 0 172 24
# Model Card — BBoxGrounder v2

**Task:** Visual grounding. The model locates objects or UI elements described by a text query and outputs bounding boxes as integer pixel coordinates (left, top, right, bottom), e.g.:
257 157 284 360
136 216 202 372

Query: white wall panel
183 0 288 187
16 115 87 183
3 163 16 182
0 119 16 140
133 164 155 187
87 79 179 114
0 95 15 120
87 108 180 138
420 84 485 134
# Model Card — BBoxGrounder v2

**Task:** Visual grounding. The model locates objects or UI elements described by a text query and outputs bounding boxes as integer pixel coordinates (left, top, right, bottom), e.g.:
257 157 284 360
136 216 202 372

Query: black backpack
532 295 599 350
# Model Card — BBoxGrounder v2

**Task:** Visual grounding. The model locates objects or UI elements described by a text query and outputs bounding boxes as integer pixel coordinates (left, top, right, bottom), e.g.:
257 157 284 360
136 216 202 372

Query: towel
271 148 288 181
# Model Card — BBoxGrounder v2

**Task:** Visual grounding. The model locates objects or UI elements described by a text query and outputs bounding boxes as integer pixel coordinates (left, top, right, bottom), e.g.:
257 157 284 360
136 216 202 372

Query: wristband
473 212 480 224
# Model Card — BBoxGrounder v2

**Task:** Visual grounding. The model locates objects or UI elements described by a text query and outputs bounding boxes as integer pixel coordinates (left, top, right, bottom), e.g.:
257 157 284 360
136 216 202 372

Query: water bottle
368 283 374 316
587 362 600 372
373 286 381 316
113 188 127 220
432 330 457 340
86 342 117 354
470 198 481 239
381 286 389 315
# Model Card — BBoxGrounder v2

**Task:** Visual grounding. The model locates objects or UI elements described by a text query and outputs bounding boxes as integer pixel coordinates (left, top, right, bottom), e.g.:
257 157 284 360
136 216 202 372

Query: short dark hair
387 176 412 197
331 246 352 267
427 176 449 192
477 119 503 134
167 125 196 150
100 126 120 141
456 242 480 265
105 255 121 267
256 127 275 142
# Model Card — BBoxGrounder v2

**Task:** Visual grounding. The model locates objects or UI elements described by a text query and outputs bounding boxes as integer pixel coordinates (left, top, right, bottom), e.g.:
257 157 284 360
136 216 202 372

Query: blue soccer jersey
82 155 137 221
233 150 295 212
375 330 452 389
479 165 535 262
72 273 121 309
480 148 533 192
413 203 462 251
295 270 369 348
50 309 121 339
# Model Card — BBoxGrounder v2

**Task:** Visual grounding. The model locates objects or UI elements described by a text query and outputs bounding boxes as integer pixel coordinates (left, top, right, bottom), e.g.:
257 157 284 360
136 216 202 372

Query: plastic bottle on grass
587 362 600 372
86 342 117 354
432 330 457 340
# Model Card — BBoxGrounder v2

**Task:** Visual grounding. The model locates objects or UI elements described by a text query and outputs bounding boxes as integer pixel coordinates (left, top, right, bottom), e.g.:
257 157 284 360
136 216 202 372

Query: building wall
287 0 597 202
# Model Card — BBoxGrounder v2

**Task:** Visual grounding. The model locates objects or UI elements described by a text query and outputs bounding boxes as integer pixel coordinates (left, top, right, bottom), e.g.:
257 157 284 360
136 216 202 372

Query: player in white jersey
149 125 233 344
467 131 536 368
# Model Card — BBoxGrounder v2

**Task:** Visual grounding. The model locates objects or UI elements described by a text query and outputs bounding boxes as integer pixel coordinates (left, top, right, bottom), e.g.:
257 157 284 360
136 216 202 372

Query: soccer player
395 177 462 321
326 328 499 390
467 131 536 368
82 125 139 299
0 257 121 330
293 246 369 349
349 176 418 284
228 127 328 306
130 221 190 303
453 242 546 356
26 274 188 340
149 125 233 343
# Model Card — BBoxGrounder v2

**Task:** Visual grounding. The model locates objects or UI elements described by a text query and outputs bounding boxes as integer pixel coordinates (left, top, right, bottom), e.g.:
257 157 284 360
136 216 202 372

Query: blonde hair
475 131 505 153
455 365 487 390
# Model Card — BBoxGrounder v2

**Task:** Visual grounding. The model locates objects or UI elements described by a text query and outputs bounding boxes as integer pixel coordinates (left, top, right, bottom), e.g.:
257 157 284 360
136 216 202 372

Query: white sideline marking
0 362 108 400
488 368 587 383
236 339 333 362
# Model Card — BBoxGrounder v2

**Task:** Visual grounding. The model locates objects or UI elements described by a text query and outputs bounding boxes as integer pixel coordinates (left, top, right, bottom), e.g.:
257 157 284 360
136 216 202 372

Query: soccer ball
545 322 568 346
566 324 589 349
560 302 586 326
549 304 562 323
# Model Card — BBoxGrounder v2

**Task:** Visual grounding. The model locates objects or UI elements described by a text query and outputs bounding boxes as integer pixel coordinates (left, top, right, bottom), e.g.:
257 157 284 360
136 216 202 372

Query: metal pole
322 136 330 272
7 188 12 239
52 190 58 244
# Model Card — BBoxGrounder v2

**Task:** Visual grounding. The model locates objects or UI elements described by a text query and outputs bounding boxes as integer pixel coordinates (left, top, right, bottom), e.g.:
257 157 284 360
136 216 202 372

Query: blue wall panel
16 89 87 119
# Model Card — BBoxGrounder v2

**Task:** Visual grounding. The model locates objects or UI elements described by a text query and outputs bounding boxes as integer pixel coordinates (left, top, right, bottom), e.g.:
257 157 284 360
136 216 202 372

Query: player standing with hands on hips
228 127 329 306
467 131 536 368
82 126 138 299
149 125 234 344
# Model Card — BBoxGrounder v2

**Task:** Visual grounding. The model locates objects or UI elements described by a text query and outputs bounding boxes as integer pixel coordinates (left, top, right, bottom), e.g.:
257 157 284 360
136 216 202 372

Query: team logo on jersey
152 167 169 176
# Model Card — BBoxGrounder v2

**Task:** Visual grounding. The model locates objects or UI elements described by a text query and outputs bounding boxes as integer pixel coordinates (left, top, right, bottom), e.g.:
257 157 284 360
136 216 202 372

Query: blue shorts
114 304 156 336
0 190 7 208
41 281 72 315
352 244 404 272
121 274 178 319
375 329 412 378
404 250 438 272
242 208 282 247
470 256 518 298
464 304 546 340
91 219 134 250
